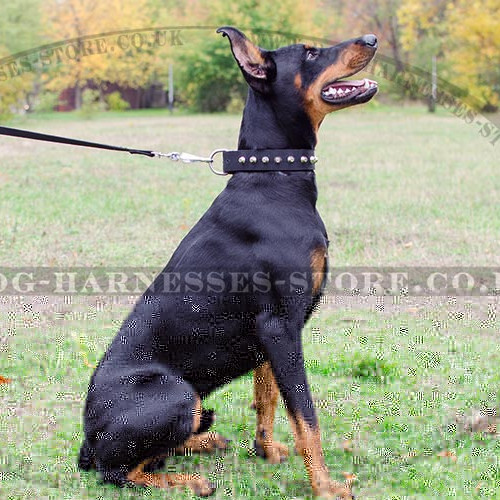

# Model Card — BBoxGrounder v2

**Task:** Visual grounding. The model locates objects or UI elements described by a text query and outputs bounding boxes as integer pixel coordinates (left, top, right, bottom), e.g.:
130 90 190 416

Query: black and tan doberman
78 27 378 498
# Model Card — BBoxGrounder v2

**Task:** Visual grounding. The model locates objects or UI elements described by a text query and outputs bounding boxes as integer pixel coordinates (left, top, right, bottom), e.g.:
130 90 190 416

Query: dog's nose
357 34 378 48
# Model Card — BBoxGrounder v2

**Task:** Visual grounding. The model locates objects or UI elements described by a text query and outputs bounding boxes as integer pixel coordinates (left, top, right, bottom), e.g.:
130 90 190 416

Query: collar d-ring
208 149 229 176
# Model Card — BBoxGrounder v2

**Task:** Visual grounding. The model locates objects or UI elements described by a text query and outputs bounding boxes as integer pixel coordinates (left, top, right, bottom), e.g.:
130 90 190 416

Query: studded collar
222 149 317 174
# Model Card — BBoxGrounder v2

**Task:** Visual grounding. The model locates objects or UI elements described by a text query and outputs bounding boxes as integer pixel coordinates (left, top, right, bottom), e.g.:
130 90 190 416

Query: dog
78 26 378 498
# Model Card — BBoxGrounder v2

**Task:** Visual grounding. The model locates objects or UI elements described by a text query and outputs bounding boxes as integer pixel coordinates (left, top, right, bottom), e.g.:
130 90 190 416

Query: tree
42 0 157 108
330 0 406 72
0 0 43 118
398 0 500 110
444 0 500 110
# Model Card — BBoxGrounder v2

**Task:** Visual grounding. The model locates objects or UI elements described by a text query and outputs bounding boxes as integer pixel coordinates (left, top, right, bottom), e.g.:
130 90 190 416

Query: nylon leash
0 125 317 175
0 125 159 157
0 125 230 173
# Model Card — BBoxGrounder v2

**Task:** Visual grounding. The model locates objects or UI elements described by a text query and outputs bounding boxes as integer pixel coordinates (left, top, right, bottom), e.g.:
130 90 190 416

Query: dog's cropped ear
217 26 276 93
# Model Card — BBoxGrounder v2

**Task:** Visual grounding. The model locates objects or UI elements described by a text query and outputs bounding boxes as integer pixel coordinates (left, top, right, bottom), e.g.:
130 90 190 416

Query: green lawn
0 107 499 499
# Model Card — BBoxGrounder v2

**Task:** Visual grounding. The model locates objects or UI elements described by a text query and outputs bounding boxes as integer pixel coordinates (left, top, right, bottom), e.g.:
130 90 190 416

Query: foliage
106 91 130 111
1 0 499 113
309 353 399 383
397 0 449 52
333 0 406 70
444 0 500 110
42 0 159 108
398 0 500 110
79 88 105 118
171 0 327 111
177 42 246 112
395 0 448 99
33 91 60 113
0 75 29 121
0 0 43 120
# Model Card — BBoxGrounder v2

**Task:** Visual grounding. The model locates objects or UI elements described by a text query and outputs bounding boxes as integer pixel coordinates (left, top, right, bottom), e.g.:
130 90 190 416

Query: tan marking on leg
254 362 289 464
175 432 230 454
311 247 328 296
192 395 202 433
287 411 354 498
127 458 215 496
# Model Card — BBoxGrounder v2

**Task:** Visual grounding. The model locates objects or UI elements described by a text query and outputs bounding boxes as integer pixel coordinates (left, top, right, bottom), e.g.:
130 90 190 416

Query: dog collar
222 149 317 174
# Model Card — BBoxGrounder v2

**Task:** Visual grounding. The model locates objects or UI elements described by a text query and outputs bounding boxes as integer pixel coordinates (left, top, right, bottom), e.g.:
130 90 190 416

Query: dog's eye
306 48 319 61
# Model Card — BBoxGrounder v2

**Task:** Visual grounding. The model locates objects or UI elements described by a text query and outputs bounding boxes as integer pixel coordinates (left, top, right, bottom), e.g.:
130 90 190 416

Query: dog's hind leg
143 408 229 469
89 372 215 496
174 408 231 455
125 395 215 496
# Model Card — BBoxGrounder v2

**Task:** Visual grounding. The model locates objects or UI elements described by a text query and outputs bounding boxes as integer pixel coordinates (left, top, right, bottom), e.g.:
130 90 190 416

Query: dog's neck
229 90 319 209
237 89 317 151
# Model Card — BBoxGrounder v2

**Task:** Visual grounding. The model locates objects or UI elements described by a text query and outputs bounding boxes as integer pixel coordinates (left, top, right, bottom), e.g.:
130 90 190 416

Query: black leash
0 125 158 157
0 125 317 175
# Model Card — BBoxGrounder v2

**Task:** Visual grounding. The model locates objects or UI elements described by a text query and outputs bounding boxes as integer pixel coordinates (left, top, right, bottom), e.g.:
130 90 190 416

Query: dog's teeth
338 89 344 95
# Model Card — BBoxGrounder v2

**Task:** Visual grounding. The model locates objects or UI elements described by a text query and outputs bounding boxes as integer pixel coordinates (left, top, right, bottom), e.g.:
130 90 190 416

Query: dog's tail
78 439 95 471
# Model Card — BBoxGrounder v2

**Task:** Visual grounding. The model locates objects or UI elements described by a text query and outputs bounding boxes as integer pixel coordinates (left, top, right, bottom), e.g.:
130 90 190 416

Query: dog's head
218 27 378 132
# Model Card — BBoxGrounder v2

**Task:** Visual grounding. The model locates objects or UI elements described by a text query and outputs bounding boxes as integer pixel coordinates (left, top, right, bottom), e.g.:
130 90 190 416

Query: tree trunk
74 82 82 110
428 55 437 112
388 15 405 73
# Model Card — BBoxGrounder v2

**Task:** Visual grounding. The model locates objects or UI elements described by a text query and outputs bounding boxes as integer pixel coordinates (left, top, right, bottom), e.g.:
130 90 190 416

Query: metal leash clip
153 149 228 176
162 151 212 163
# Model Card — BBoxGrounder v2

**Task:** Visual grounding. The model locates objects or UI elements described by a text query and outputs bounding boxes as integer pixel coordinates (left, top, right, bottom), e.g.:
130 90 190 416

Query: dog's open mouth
321 78 378 104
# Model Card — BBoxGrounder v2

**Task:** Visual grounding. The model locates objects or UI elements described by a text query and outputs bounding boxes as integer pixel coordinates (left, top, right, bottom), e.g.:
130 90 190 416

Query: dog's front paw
176 432 231 455
254 438 289 464
200 432 231 452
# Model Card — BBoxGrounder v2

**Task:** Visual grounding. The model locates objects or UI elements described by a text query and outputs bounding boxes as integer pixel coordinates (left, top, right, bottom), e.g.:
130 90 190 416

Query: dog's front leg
253 361 289 463
257 314 353 499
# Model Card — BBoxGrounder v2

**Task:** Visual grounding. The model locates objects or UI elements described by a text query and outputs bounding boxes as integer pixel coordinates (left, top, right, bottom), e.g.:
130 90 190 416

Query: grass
1 105 498 267
0 106 499 499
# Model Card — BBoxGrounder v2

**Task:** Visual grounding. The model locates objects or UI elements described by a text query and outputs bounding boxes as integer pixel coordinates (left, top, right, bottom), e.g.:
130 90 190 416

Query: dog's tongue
332 79 366 89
